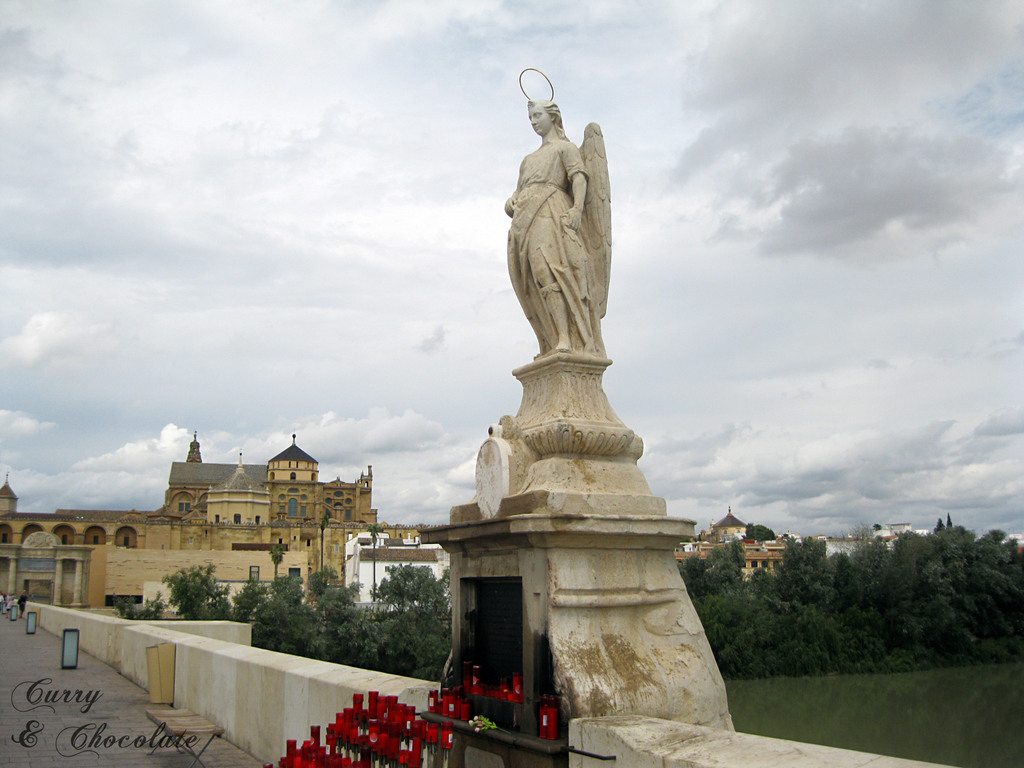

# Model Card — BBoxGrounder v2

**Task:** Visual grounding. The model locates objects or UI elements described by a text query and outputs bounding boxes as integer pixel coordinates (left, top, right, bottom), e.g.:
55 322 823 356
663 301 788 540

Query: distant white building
825 538 859 557
874 522 913 538
344 530 448 603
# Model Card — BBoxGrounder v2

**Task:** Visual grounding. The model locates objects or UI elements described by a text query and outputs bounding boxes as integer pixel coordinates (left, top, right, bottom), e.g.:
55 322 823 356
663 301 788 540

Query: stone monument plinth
426 351 733 765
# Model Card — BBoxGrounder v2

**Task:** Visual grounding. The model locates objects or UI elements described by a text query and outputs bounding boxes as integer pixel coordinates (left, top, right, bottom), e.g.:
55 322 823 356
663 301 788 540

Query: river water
725 662 1024 768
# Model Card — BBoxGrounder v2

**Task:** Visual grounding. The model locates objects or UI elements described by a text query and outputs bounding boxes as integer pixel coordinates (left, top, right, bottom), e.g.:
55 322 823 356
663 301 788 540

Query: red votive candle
441 722 454 750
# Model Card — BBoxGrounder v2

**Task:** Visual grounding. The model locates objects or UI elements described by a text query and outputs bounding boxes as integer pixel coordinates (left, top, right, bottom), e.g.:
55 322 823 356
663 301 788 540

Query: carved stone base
513 353 632 459
473 353 662 515
422 509 733 732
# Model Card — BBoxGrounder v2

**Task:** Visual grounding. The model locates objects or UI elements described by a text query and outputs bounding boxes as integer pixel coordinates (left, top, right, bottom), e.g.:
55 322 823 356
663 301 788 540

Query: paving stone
0 614 262 767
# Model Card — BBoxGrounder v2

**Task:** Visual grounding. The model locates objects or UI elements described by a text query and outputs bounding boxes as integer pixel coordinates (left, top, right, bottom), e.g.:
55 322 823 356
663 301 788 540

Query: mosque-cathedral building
0 434 423 607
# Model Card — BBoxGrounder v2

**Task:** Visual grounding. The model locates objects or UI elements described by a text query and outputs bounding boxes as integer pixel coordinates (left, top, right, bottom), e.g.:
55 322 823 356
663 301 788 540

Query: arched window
288 498 299 516
290 472 297 480
84 526 106 546
115 526 138 548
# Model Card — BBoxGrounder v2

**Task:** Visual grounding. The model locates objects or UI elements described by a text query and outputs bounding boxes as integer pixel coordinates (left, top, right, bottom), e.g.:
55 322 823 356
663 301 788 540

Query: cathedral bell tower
186 431 202 463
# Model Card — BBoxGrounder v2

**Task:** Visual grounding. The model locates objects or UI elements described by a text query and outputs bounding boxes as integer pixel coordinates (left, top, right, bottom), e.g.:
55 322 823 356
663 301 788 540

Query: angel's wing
580 122 611 318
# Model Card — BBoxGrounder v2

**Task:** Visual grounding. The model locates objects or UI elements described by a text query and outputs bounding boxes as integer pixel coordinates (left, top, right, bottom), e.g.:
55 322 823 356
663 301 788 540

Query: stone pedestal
430 509 732 732
424 351 732 763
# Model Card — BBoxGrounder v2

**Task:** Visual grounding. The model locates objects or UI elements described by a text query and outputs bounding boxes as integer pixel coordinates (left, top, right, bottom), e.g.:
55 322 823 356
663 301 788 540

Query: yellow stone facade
0 436 423 606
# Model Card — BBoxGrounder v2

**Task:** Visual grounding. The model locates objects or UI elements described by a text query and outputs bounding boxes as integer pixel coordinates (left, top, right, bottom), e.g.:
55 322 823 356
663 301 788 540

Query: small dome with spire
0 472 17 514
212 454 264 493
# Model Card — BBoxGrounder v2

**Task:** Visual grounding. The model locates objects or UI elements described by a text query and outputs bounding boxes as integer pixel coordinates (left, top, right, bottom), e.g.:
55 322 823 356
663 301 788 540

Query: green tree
678 542 745 600
250 576 315 656
162 564 232 620
114 592 167 620
308 567 338 603
231 579 269 623
746 524 776 542
776 538 835 609
309 581 377 669
370 565 451 679
269 543 285 580
688 525 1024 680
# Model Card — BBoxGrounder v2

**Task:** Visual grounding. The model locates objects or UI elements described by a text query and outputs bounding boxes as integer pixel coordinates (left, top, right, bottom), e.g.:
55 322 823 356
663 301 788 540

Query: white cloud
0 313 116 370
675 1 1024 262
0 410 56 440
72 424 191 473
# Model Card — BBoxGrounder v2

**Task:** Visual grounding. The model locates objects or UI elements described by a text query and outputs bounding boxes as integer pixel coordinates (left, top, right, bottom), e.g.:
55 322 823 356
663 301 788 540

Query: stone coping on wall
569 715 956 768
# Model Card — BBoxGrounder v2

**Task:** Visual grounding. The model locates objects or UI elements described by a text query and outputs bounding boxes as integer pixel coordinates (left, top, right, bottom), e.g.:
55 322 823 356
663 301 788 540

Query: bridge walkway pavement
0 609 263 768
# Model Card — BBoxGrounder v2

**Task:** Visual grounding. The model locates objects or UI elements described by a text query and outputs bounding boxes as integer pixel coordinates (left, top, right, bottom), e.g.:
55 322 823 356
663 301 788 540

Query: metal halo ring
519 68 554 102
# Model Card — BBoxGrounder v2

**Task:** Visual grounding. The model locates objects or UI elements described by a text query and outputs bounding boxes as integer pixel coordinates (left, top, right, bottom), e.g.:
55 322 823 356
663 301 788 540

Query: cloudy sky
2 1 1021 536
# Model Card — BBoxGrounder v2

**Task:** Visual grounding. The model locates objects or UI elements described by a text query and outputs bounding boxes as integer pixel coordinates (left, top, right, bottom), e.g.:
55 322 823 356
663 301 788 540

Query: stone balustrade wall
30 603 431 762
30 604 952 768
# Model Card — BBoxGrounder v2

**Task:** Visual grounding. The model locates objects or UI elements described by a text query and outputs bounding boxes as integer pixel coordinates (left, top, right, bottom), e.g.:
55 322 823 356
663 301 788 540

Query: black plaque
473 578 523 684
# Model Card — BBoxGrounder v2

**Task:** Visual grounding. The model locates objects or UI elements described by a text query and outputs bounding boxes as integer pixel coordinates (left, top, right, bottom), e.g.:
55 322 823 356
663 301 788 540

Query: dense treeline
679 526 1024 679
120 563 451 681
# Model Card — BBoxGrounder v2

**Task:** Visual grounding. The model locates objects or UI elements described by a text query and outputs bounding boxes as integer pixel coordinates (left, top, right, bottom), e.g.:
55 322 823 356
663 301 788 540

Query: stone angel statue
505 99 611 359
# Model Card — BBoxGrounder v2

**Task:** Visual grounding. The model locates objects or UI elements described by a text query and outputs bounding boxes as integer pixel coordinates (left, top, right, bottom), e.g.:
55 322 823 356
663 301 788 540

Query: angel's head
528 99 567 140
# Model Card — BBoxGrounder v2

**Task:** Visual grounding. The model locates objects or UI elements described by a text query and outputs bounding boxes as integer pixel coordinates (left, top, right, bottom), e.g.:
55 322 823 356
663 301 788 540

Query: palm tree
366 523 384 599
269 543 285 580
319 511 331 573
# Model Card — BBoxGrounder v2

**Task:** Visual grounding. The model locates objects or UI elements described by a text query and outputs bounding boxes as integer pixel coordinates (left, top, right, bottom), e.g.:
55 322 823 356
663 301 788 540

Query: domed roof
212 456 268 494
269 434 317 465
0 473 17 499
713 507 746 529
